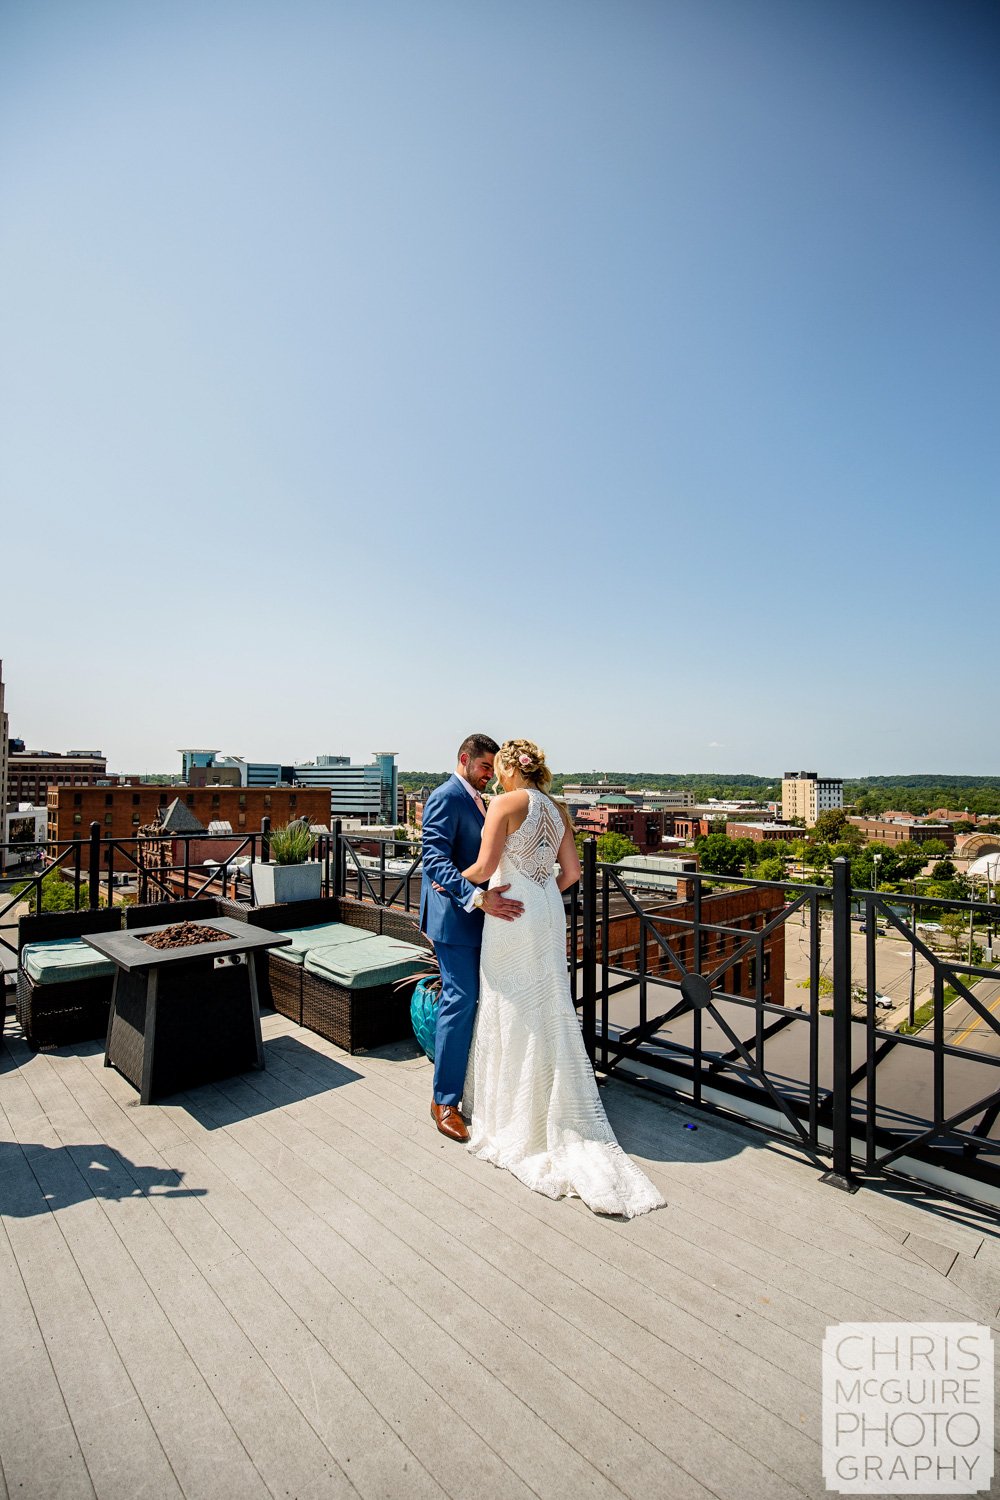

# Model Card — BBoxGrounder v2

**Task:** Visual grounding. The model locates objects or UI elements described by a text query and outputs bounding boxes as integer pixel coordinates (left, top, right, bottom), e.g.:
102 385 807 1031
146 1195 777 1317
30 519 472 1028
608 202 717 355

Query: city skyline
2 2 998 775
6 690 1000 785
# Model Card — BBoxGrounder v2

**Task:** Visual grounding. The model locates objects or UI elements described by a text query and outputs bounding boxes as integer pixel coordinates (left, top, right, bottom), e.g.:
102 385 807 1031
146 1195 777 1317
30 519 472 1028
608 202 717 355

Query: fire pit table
83 918 291 1104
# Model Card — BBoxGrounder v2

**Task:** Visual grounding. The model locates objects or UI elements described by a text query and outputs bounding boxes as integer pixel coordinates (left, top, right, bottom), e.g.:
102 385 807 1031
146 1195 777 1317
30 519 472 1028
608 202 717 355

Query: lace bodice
502 789 563 886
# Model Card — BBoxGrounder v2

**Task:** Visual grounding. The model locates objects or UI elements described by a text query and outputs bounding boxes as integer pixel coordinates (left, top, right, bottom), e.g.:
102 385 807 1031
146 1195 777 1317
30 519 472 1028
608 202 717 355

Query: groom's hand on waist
483 884 524 921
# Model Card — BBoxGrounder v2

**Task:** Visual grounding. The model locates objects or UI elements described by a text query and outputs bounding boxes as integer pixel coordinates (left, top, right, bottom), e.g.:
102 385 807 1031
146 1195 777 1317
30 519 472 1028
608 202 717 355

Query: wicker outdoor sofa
16 891 429 1057
16 896 249 1050
16 907 123 1050
238 894 432 1053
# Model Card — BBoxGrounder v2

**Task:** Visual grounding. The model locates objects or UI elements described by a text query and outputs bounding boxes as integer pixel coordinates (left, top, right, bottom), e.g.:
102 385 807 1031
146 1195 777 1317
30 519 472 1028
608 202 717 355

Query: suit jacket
419 773 487 947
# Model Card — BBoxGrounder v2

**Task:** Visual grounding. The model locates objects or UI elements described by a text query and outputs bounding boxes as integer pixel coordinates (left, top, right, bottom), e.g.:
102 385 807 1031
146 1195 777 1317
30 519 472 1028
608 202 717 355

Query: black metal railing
574 850 1000 1207
335 830 423 912
0 824 273 962
5 822 999 1208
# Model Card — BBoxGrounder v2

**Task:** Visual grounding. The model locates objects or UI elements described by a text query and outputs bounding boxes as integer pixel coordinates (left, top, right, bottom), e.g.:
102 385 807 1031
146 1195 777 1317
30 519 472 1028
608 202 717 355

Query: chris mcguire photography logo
823 1322 994 1494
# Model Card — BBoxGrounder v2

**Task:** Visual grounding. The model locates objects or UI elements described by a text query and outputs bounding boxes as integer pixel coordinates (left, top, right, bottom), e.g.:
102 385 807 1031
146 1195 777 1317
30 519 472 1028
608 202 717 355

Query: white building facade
781 771 843 828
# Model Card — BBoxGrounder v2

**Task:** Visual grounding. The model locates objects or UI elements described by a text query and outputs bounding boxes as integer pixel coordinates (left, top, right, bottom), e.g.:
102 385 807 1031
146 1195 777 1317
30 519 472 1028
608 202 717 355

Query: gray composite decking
1 1010 999 1500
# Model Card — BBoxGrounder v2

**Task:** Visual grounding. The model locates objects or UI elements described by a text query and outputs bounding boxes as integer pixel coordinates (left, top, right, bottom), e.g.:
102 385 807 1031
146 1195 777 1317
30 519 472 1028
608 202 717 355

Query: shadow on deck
1 1009 998 1500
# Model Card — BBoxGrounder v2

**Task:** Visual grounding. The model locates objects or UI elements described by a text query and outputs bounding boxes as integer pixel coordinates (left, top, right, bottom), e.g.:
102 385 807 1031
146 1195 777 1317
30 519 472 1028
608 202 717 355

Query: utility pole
909 880 917 1027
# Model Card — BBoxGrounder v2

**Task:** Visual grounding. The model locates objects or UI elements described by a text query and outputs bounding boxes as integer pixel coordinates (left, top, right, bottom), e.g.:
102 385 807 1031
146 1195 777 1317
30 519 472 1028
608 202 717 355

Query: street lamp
872 852 882 892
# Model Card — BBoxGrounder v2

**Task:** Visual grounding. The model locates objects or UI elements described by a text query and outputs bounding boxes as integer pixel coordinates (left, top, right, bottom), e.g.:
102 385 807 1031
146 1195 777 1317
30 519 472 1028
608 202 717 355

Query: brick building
573 796 669 853
8 748 114 811
47 784 330 851
571 883 786 1008
847 817 956 851
670 814 715 843
725 820 801 844
926 809 979 825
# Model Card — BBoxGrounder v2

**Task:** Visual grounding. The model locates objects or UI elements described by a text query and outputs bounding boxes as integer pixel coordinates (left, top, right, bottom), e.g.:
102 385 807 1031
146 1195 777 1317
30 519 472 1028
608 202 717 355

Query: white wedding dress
464 790 665 1218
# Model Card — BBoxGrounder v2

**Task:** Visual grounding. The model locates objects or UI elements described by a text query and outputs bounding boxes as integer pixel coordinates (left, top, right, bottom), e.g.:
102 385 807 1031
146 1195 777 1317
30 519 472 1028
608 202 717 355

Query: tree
894 844 930 880
940 911 969 958
813 808 850 842
13 869 87 912
755 857 785 882
931 876 969 903
849 845 901 889
920 838 949 858
595 832 640 864
807 842 831 871
695 832 747 876
756 840 789 867
932 858 956 880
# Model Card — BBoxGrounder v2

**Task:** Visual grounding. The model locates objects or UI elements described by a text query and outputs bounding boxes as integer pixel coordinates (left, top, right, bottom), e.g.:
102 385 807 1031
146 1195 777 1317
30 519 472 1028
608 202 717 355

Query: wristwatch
471 889 486 911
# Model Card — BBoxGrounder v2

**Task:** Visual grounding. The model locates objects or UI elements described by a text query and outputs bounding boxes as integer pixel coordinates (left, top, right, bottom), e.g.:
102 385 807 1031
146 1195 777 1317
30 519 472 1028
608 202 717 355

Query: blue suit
420 774 486 1106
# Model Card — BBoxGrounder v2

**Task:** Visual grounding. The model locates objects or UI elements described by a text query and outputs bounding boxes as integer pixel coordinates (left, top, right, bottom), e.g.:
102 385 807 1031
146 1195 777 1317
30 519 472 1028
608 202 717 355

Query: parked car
858 922 887 935
851 986 894 1010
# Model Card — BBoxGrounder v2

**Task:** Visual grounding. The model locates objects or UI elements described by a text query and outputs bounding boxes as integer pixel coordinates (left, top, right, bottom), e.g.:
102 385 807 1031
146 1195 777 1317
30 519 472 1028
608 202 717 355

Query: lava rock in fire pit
139 922 232 950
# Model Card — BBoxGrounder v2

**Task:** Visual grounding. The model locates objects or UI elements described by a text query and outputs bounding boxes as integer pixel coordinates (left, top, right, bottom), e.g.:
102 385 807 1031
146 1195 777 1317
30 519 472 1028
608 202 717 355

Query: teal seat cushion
304 935 429 989
22 938 116 986
273 922 373 966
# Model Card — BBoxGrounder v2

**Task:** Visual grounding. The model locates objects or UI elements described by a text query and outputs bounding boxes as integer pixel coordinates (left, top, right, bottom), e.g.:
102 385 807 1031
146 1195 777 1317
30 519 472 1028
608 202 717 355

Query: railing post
821 856 858 1192
569 883 579 1005
88 822 101 910
581 839 597 1067
261 816 271 862
332 820 343 897
183 835 191 899
73 836 83 909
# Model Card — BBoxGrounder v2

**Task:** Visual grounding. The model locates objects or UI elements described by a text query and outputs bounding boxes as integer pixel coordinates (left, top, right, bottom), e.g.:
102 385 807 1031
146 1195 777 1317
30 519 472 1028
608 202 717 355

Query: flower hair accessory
519 753 532 767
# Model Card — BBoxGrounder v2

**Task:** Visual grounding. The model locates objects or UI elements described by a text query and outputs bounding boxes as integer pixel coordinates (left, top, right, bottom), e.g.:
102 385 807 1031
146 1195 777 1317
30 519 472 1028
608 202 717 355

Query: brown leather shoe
431 1102 469 1142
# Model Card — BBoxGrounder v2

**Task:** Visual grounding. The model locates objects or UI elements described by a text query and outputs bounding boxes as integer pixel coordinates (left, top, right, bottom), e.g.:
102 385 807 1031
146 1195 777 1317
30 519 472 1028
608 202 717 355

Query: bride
460 738 665 1219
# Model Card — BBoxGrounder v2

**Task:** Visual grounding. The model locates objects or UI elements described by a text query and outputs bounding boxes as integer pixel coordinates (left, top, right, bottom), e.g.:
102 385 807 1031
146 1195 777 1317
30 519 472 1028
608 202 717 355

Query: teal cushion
273 922 373 966
304 935 429 989
22 938 116 986
270 950 301 970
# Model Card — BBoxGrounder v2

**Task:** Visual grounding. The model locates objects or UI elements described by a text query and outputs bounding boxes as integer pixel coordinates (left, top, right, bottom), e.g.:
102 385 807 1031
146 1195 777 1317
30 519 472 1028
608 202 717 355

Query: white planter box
251 860 323 906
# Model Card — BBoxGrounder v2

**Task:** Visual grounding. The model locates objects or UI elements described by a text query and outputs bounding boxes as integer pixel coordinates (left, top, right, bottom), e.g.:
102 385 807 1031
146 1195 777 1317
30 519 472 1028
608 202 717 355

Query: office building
7 746 113 811
296 752 398 824
781 771 843 827
179 750 399 826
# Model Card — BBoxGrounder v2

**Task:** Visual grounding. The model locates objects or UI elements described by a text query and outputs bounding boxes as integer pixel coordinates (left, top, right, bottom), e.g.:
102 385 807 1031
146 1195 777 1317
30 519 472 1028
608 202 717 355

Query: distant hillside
549 772 781 800
398 769 1000 816
842 776 1000 817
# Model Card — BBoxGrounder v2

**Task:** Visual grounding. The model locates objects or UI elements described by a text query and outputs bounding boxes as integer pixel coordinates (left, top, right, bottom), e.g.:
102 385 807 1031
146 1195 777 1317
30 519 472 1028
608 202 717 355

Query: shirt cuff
464 886 480 913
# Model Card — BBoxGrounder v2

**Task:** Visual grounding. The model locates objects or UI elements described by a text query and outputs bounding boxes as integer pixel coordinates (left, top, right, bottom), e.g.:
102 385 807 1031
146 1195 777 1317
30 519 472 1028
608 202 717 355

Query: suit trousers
432 941 481 1106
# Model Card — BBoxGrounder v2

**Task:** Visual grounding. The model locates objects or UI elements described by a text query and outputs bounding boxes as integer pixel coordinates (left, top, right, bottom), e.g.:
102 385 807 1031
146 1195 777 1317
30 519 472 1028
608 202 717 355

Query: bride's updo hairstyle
496 738 575 834
495 738 552 792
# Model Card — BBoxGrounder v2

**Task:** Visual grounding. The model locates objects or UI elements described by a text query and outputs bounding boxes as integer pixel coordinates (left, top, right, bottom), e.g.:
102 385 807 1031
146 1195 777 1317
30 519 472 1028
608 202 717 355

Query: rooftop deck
2 1011 999 1500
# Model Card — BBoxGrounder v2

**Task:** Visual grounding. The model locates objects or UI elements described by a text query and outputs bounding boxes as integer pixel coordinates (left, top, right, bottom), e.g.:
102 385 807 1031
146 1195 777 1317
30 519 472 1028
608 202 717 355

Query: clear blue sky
2 0 997 777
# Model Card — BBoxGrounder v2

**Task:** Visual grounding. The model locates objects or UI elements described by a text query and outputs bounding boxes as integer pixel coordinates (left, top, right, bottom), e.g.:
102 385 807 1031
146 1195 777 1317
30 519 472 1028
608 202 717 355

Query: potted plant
251 820 323 905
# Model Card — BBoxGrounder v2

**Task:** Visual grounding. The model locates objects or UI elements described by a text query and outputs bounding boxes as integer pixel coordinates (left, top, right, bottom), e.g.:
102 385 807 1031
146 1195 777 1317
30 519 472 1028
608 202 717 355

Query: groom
420 732 524 1141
